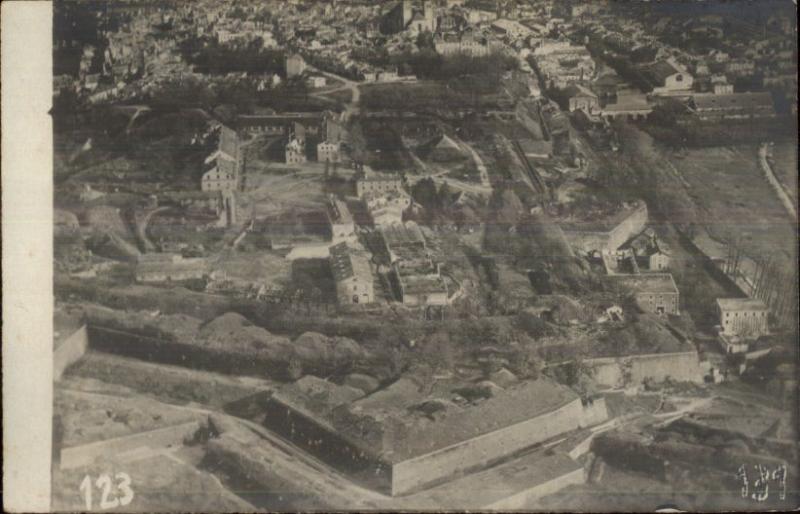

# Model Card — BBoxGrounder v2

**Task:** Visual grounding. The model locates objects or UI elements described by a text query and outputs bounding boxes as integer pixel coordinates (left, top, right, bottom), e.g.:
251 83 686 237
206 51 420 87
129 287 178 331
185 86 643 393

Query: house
326 196 355 242
565 84 599 114
355 168 403 197
396 273 449 306
716 298 769 339
201 165 237 193
307 75 327 88
600 90 652 120
317 141 342 162
625 228 670 271
329 242 374 305
364 190 411 227
689 92 775 120
648 250 670 271
286 53 306 78
285 137 307 164
607 273 680 315
641 59 693 94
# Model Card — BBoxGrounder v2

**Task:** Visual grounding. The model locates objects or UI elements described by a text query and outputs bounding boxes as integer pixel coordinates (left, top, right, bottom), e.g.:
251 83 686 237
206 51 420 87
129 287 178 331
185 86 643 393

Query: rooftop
607 273 679 295
717 297 768 312
381 223 426 248
641 60 682 86
329 242 372 283
345 375 580 463
692 92 774 111
327 197 354 225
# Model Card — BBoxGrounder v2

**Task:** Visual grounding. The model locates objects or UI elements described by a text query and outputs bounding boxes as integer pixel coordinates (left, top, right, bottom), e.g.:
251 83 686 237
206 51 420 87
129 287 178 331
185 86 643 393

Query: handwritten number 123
79 473 134 510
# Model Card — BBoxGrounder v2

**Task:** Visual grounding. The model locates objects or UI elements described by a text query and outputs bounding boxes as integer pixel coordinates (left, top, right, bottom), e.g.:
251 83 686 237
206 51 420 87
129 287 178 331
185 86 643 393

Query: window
676 74 683 82
353 285 358 291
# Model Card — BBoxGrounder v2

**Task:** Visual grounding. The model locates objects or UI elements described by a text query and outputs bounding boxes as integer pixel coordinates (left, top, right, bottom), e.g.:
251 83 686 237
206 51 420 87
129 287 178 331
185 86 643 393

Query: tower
402 0 412 26
423 0 435 31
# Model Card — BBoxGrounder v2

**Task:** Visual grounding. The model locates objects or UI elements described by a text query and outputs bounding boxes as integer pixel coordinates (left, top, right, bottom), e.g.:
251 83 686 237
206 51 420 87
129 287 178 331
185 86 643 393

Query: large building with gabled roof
329 242 374 305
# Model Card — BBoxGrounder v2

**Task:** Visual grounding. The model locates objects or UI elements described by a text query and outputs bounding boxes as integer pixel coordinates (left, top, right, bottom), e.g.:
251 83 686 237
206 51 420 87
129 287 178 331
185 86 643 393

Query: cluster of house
575 6 794 119
328 169 450 308
530 40 596 90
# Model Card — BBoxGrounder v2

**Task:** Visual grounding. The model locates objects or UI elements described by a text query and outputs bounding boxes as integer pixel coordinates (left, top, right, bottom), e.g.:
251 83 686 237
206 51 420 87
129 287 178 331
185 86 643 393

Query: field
665 145 796 267
214 250 293 289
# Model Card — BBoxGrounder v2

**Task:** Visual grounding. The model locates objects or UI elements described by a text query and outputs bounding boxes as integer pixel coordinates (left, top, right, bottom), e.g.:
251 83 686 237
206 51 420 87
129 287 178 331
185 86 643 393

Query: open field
240 168 328 218
666 145 796 267
213 250 292 288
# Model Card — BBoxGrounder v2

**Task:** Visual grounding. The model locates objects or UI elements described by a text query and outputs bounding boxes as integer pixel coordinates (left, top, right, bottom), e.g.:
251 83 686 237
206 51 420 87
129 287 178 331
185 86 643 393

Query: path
452 135 491 187
307 65 361 118
135 205 169 252
758 143 797 220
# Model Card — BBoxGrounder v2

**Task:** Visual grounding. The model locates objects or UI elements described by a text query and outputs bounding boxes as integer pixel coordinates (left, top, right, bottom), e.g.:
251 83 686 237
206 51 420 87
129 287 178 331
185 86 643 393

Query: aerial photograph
51 0 797 511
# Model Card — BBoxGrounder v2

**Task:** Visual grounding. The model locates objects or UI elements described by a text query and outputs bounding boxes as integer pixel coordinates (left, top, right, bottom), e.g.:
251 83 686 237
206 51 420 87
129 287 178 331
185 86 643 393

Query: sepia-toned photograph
30 0 800 510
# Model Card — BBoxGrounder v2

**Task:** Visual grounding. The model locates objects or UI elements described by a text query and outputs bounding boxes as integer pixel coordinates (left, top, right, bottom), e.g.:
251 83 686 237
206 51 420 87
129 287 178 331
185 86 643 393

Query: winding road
758 143 797 220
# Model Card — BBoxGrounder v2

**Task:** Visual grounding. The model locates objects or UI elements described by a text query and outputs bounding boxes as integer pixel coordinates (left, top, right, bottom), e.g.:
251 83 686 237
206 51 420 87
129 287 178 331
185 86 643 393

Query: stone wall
60 421 200 470
390 398 584 495
54 325 89 381
562 202 648 253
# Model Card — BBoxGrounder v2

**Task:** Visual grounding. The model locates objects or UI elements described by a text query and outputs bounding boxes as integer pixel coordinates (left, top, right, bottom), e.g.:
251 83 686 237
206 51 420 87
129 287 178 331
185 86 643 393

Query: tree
411 177 439 211
416 30 435 51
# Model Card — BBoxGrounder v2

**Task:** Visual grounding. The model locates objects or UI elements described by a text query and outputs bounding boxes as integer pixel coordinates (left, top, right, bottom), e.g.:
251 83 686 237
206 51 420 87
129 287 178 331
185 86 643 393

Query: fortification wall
54 325 89 381
86 325 293 380
390 398 584 496
262 398 393 493
60 421 200 470
607 203 648 251
579 397 609 428
586 351 703 388
562 230 610 254
562 203 648 253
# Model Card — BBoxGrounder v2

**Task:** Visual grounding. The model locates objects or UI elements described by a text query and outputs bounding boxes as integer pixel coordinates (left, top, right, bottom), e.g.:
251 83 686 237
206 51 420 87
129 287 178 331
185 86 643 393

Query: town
52 0 798 511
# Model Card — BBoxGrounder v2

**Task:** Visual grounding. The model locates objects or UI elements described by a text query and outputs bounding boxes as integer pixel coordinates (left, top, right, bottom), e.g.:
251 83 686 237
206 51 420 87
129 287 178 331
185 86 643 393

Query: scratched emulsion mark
736 463 787 502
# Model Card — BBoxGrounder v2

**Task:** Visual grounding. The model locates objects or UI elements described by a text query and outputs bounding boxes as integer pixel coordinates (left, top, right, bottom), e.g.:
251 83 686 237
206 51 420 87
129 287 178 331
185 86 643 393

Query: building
202 126 239 193
689 92 776 120
238 113 320 137
608 273 680 315
285 137 307 164
716 298 769 338
396 273 449 306
201 165 237 193
433 31 492 57
364 190 411 227
565 84 599 114
641 60 693 95
381 0 435 35
326 196 355 242
355 169 403 197
600 90 652 120
263 374 604 496
317 141 342 162
329 242 374 305
561 201 649 254
286 53 306 78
